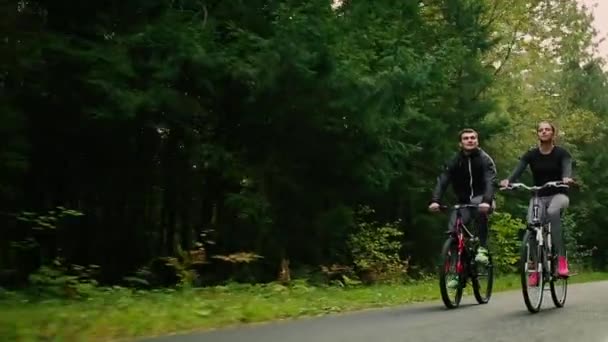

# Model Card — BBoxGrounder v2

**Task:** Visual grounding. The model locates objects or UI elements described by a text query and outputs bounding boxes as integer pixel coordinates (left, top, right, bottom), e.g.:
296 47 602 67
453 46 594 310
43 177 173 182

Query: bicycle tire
473 252 494 304
550 250 568 307
439 237 463 309
520 229 544 313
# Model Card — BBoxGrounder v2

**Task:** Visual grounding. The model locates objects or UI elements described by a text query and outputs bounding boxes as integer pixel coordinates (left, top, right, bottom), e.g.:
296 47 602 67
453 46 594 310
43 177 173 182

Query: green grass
1 272 608 342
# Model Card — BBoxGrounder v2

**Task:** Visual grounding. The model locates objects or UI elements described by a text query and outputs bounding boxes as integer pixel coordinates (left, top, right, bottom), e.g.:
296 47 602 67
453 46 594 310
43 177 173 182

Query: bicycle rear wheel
439 237 463 309
520 229 544 313
550 250 568 307
473 251 494 304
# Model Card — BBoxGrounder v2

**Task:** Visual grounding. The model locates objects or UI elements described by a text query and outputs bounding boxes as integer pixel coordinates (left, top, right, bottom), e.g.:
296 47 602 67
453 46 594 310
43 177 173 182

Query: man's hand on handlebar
428 202 489 213
562 177 575 185
478 202 490 213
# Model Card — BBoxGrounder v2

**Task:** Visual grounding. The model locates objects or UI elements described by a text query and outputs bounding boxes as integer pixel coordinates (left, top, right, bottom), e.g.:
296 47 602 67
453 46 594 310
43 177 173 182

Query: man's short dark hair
458 128 478 141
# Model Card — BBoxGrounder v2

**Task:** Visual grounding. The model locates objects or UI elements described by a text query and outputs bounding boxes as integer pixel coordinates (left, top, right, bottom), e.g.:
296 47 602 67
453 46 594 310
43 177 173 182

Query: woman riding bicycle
500 121 574 281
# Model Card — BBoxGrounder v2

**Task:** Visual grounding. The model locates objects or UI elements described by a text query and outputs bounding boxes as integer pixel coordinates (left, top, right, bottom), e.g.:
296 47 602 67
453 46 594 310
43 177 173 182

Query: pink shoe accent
528 272 539 286
558 256 569 277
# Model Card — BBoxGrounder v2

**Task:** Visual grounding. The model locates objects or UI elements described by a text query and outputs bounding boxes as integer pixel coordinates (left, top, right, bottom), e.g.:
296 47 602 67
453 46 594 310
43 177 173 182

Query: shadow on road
388 302 480 317
501 305 565 318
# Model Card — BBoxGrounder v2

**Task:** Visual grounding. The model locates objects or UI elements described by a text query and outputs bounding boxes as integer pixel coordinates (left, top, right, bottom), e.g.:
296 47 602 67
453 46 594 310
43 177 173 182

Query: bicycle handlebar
438 203 482 211
499 180 570 191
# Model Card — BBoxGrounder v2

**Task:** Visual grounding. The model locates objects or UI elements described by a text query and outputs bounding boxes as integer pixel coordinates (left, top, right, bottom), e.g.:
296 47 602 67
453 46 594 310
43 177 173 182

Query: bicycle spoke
550 252 568 307
439 238 463 308
473 254 493 304
520 231 544 313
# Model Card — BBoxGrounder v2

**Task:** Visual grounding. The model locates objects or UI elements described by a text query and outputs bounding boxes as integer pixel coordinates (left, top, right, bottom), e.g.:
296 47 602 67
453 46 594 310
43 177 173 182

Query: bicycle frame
443 204 479 273
528 190 550 276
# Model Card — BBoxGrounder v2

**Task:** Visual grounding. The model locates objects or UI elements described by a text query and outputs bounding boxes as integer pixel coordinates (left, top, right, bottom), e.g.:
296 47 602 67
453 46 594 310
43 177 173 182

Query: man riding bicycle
500 121 574 282
429 128 497 288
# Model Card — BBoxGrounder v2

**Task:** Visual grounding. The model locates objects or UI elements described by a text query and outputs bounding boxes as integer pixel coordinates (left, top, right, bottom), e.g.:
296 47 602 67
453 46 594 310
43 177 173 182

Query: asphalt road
143 280 608 342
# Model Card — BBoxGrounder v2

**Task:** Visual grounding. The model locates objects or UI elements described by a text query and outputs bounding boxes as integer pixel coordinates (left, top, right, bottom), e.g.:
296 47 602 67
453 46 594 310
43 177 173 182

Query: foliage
16 207 84 230
1 0 608 293
562 212 594 269
346 206 406 283
4 207 85 282
489 212 524 274
27 258 100 300
163 244 207 288
212 252 264 264
2 272 608 341
123 229 263 288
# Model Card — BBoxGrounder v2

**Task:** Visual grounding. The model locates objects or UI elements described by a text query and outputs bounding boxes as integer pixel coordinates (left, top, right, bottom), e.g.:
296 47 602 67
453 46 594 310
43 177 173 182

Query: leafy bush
27 257 100 300
346 206 407 284
16 206 84 229
562 213 594 269
126 228 263 289
489 212 524 274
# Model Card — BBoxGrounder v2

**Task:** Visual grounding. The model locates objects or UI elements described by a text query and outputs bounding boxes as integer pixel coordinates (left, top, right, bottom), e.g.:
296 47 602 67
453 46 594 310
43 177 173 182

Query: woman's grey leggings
527 193 570 257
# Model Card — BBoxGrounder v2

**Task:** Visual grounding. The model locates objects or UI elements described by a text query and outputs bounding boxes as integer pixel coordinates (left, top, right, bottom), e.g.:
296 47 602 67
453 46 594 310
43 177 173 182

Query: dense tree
2 0 608 289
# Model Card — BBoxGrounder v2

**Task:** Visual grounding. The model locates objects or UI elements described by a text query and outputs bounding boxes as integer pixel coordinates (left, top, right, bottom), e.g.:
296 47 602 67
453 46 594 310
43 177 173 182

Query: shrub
347 206 407 284
489 212 524 274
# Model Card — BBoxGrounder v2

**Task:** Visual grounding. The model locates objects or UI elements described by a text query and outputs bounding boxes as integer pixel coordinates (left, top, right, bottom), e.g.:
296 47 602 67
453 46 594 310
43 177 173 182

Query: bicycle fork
531 201 548 276
456 232 465 274
545 225 553 276
534 227 544 275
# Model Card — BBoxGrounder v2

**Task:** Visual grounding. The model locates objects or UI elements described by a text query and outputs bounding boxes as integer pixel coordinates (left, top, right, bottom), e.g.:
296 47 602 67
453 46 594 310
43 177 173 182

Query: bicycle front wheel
439 237 463 309
473 251 494 304
520 229 544 313
550 250 568 307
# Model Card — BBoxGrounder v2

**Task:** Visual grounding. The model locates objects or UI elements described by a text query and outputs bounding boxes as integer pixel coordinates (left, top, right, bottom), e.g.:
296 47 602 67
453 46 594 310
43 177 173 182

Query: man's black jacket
431 148 497 205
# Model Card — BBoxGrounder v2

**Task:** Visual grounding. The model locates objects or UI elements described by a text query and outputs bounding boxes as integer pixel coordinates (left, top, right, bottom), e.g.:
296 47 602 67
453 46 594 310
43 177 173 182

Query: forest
2 0 608 295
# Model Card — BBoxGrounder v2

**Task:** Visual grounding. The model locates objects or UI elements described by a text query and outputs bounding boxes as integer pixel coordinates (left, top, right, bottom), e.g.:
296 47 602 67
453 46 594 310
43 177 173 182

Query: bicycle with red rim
437 203 494 309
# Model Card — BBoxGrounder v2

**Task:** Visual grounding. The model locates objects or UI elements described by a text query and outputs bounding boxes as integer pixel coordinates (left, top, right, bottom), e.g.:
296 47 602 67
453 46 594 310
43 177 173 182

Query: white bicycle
500 181 571 313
